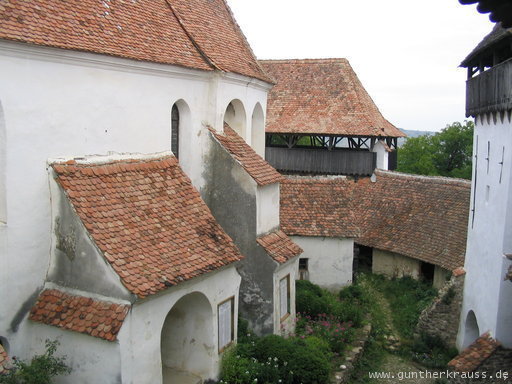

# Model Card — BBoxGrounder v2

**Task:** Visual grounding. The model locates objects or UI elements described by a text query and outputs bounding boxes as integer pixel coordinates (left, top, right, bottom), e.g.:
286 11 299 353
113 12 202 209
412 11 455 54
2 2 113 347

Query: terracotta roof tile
448 332 501 372
281 170 471 271
0 0 271 83
0 344 9 375
210 125 284 186
280 177 360 238
256 230 303 264
169 0 272 83
52 156 243 298
260 59 405 138
29 289 129 341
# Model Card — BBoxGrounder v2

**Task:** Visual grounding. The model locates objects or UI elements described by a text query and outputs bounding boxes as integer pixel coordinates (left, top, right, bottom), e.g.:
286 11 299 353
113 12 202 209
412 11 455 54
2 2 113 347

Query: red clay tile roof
448 332 501 372
0 0 271 83
281 170 471 271
29 289 129 342
256 230 303 264
52 156 243 298
280 177 360 238
0 344 9 375
260 59 405 138
210 124 284 186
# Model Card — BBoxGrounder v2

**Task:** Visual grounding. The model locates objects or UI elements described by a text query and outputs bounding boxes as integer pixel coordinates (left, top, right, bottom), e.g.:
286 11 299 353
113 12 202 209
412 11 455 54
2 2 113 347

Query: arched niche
0 100 6 224
170 99 191 162
251 102 265 157
462 310 480 349
223 99 246 140
161 292 214 383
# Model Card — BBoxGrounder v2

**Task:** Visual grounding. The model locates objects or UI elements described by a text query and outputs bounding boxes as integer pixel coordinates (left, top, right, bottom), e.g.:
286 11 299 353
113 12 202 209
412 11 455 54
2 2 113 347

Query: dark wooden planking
466 58 512 117
265 147 376 176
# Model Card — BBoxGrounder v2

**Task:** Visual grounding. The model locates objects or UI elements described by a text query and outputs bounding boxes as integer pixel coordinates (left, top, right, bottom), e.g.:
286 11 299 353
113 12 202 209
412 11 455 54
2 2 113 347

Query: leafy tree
0 340 71 384
397 121 474 179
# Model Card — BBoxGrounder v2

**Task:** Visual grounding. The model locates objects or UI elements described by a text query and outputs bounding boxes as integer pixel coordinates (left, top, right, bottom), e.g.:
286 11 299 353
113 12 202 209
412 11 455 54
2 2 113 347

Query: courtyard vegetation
0 340 70 384
219 274 458 384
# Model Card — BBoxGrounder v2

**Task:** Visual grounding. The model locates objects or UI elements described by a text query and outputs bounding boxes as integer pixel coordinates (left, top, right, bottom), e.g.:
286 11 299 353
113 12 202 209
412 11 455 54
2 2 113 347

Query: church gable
52 155 243 299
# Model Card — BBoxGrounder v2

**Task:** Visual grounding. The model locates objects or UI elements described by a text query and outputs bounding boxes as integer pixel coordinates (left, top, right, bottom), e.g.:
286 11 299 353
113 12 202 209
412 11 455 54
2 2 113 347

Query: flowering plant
296 312 355 354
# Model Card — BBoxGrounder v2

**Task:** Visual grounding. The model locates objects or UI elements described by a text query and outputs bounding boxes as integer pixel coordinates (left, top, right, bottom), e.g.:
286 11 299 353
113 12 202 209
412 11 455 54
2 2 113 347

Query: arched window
171 104 180 159
463 310 480 348
251 103 265 157
223 99 246 140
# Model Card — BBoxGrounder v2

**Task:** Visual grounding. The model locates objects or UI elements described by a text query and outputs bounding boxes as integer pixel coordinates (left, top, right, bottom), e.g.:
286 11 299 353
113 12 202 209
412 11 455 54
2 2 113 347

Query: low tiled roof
280 177 360 238
256 230 303 264
448 332 501 372
0 0 271 83
29 289 129 342
210 124 284 186
280 170 471 271
52 156 243 298
0 344 9 375
260 59 405 138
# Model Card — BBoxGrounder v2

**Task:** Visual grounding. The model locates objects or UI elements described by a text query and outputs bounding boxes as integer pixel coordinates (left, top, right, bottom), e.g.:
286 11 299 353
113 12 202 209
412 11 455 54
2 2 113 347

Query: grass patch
368 274 437 339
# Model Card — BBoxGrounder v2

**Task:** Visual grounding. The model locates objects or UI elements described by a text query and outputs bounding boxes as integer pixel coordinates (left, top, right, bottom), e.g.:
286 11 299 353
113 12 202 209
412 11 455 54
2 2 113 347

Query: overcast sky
227 0 495 132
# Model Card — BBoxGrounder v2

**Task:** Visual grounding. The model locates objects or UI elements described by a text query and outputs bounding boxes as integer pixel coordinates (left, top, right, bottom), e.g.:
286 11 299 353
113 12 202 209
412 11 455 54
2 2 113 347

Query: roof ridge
163 0 219 71
52 156 176 176
259 58 349 64
220 0 275 84
375 170 472 186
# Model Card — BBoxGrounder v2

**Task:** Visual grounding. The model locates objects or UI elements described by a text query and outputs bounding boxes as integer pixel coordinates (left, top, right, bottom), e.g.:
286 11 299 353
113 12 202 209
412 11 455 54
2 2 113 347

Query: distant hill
397 129 434 147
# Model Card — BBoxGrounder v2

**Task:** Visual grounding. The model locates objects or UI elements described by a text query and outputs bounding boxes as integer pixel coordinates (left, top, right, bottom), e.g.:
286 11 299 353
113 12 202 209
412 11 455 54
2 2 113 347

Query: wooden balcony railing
265 147 376 176
466 58 512 117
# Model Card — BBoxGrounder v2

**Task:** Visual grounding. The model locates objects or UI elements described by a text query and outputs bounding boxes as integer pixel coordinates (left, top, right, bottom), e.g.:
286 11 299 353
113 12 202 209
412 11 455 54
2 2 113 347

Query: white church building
0 1 302 382
456 22 512 350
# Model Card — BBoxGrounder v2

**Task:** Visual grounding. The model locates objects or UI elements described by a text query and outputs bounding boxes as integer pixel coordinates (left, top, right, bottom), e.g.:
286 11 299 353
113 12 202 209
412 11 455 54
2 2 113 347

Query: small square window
279 275 290 321
298 258 309 280
218 297 234 352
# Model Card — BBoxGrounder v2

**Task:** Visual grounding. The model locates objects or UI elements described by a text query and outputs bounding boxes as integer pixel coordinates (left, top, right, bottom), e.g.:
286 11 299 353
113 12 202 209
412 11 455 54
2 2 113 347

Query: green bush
220 334 331 384
302 337 332 361
0 340 71 384
295 280 323 297
296 313 355 354
339 284 367 302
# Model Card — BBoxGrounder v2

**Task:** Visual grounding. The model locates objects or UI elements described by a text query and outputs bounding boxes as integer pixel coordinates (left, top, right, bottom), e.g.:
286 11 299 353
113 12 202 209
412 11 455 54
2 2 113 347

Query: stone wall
416 269 465 347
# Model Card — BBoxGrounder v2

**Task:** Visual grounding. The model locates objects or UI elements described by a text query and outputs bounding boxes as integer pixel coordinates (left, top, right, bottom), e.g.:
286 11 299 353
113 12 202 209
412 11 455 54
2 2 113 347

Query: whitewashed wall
0 40 270 357
291 236 354 292
256 184 280 235
372 249 420 279
457 114 512 349
273 258 299 335
373 141 389 170
120 266 241 384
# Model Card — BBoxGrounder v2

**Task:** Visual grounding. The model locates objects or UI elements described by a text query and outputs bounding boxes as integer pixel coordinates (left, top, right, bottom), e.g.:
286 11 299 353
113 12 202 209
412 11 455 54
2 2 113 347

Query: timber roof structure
0 0 272 83
209 124 284 186
280 170 471 271
461 23 512 67
52 155 243 298
260 59 405 138
30 289 129 341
